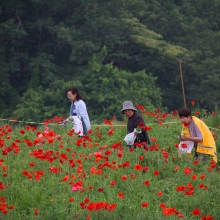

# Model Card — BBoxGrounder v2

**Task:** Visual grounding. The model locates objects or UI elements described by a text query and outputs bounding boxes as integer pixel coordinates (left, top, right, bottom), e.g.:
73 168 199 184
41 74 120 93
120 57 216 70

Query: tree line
0 0 220 122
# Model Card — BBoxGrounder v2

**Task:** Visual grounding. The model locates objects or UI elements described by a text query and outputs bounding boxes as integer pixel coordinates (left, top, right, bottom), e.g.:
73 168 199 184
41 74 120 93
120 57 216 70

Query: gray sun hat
121 101 137 114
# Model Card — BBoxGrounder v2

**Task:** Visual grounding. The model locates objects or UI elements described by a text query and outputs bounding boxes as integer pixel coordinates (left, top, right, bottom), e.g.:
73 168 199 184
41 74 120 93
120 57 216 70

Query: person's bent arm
179 136 203 142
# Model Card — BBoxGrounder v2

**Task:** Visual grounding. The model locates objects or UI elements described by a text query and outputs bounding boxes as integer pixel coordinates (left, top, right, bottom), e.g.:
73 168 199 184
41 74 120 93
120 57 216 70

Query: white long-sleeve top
70 99 91 130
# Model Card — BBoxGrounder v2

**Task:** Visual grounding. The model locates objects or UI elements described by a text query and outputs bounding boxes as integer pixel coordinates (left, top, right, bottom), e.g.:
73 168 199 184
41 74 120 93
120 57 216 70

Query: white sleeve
75 100 91 130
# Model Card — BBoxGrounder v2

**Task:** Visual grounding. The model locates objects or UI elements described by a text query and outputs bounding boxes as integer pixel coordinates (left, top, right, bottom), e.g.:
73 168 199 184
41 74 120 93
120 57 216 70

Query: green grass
0 111 220 220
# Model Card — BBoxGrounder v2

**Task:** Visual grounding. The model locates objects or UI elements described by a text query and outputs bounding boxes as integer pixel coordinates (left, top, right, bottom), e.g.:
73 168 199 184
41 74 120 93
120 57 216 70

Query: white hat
121 101 137 114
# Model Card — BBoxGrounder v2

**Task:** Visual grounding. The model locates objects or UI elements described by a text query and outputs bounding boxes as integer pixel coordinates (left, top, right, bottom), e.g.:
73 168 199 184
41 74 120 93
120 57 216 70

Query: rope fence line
1 118 220 132
0 118 180 127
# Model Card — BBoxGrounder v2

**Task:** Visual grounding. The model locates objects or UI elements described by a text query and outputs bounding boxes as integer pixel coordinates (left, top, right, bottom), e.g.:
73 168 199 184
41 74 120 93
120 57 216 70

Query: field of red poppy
1 106 220 220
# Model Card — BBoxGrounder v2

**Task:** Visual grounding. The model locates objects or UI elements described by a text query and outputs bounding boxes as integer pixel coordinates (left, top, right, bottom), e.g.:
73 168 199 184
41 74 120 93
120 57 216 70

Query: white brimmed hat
121 101 137 114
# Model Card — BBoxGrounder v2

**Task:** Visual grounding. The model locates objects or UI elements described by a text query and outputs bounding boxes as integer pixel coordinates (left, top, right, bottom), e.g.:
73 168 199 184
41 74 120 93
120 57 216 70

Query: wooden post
178 58 186 108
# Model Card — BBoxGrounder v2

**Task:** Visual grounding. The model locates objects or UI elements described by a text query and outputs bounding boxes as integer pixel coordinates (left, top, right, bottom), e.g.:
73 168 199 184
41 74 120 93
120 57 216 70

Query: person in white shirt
65 87 91 134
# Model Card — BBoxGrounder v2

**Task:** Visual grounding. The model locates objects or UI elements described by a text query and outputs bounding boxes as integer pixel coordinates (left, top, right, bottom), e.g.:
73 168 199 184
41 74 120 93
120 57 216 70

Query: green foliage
204 105 220 129
11 47 162 123
1 0 220 122
0 110 220 219
125 17 187 58
12 81 72 122
28 53 57 89
83 47 162 122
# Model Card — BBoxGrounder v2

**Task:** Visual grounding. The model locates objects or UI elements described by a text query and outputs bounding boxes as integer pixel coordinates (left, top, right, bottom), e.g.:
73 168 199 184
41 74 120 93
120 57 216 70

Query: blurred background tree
1 0 220 122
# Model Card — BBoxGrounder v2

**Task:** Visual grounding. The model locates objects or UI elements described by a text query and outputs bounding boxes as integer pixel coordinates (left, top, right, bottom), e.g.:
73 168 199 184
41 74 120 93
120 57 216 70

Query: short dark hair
65 87 83 100
179 108 191 117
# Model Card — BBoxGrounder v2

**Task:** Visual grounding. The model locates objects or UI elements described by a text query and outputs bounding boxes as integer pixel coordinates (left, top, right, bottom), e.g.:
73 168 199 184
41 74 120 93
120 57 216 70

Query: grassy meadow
0 105 220 220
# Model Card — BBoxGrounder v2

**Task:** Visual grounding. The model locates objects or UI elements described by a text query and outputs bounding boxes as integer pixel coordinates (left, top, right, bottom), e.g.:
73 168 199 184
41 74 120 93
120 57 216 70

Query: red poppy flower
118 192 124 199
110 180 117 186
108 129 114 136
137 104 145 111
31 126 37 131
144 126 152 131
192 208 202 216
191 101 195 105
69 198 74 202
143 166 149 171
178 213 185 218
191 174 197 180
8 205 15 209
204 186 208 190
88 129 92 134
172 110 178 115
98 188 104 192
34 208 39 215
144 180 150 186
108 203 117 211
138 122 145 128
162 207 178 216
150 137 157 141
157 191 163 196
2 209 8 214
184 167 192 174
176 185 185 191
193 160 199 165
97 132 102 138
141 202 148 207
29 162 35 167
139 156 144 161
174 167 179 172
162 151 169 158
84 197 90 203
88 186 94 190
134 164 143 171
0 196 5 201
61 175 69 182
184 189 194 196
153 170 160 176
130 173 136 179
200 173 206 180
181 143 187 148
20 130 25 134
25 125 31 131
117 152 123 158
160 203 166 209
201 216 213 220
103 119 113 125
199 183 205 188
66 148 71 152
12 118 17 122
121 175 127 180
183 122 189 127
105 150 112 155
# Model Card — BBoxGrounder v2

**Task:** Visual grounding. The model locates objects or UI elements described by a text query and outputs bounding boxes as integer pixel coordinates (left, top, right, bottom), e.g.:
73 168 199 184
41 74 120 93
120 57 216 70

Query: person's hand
179 136 188 141
134 131 138 136
59 121 66 126
68 116 74 121
59 118 70 126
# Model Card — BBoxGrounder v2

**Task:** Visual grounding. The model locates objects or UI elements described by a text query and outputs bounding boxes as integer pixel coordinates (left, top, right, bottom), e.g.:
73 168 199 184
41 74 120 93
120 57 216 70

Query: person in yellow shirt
178 108 217 163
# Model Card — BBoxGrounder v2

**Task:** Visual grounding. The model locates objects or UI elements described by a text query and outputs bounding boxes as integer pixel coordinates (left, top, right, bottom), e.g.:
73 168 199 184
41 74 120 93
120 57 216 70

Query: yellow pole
178 58 186 108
